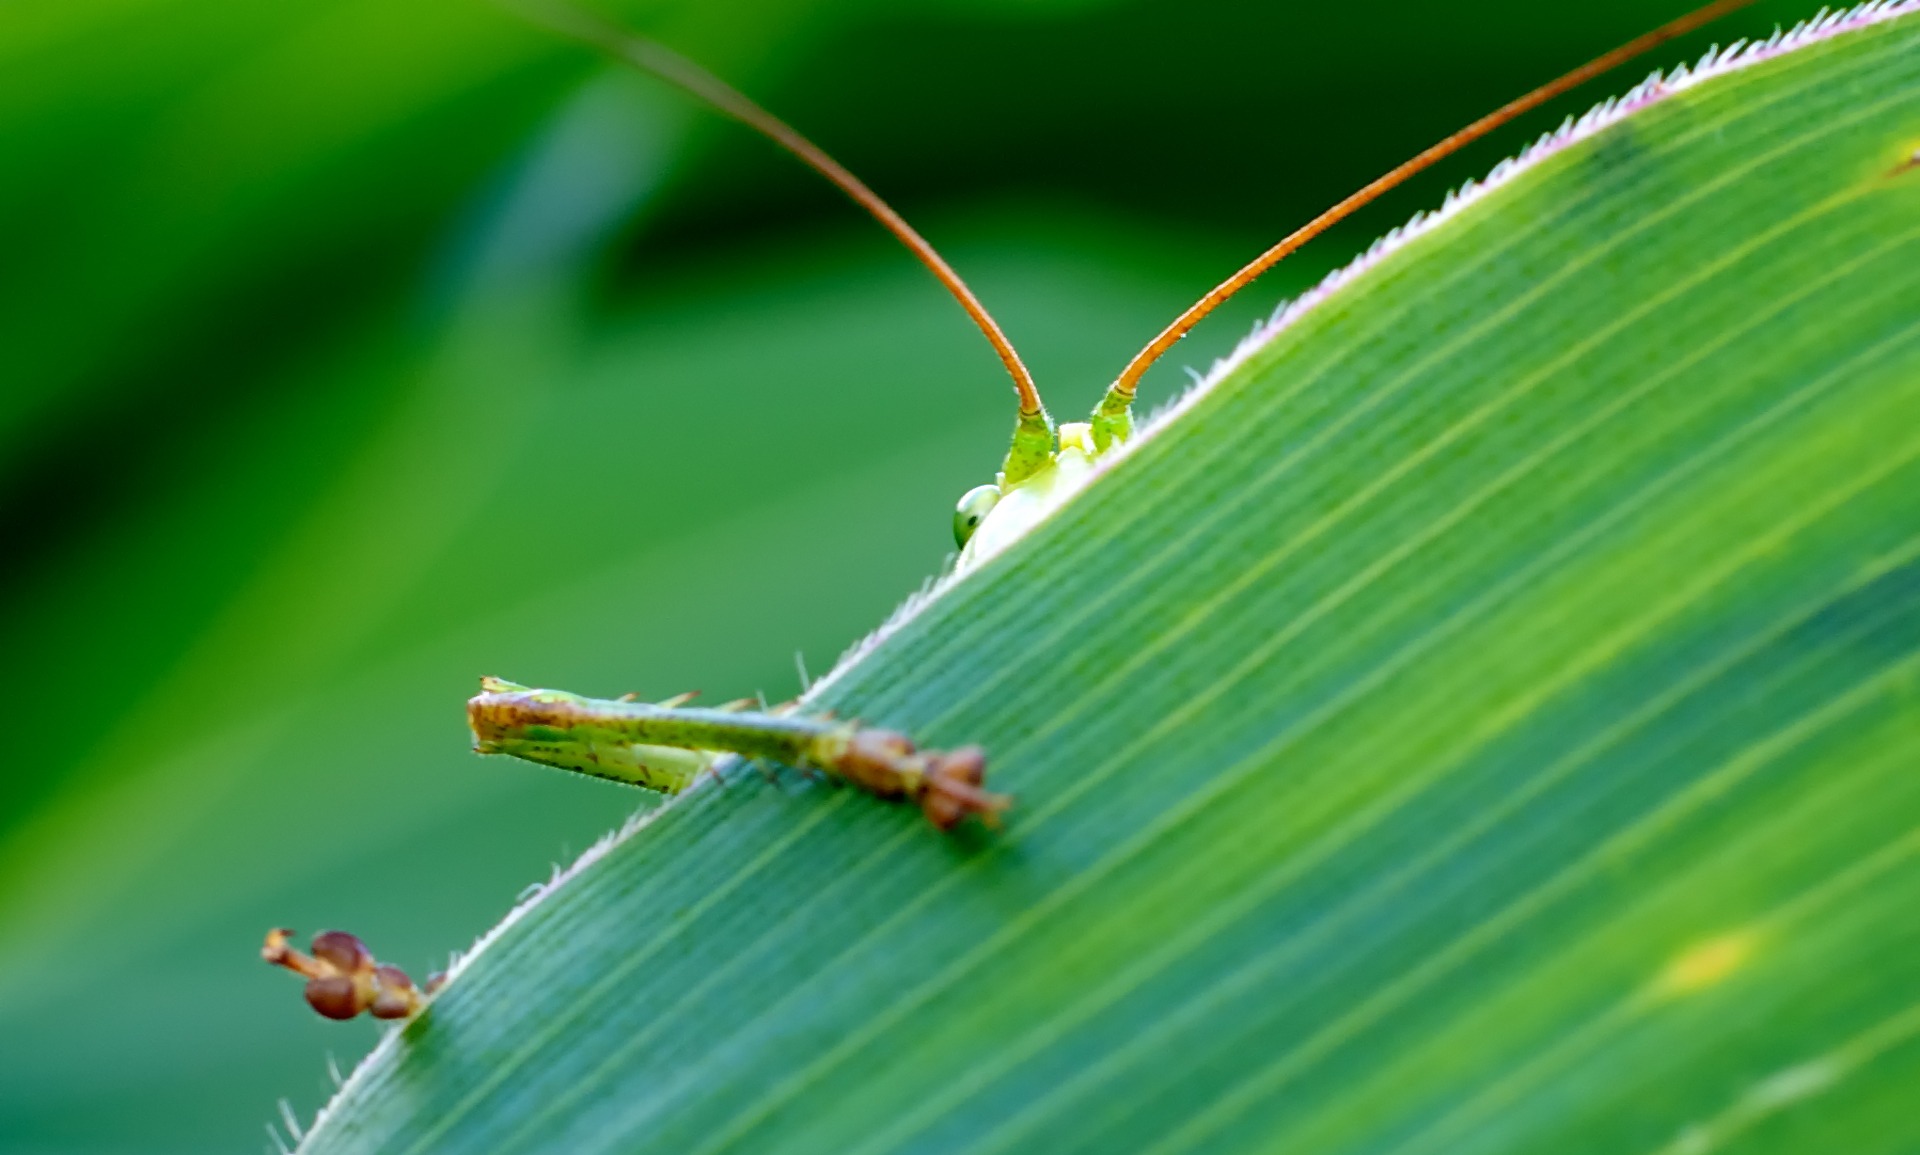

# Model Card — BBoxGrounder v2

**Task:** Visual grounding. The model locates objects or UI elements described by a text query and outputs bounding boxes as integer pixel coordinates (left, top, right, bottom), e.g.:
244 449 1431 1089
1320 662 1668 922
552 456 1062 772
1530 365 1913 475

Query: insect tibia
262 928 440 1022
999 403 1057 487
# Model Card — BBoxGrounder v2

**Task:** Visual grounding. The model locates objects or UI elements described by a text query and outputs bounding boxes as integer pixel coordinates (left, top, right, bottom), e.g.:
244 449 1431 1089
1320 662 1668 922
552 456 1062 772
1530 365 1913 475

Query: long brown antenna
1104 0 1759 405
506 0 1046 422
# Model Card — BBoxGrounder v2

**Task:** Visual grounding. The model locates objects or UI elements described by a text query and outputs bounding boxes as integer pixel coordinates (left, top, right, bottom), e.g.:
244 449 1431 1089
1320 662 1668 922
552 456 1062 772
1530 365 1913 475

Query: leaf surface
304 10 1920 1153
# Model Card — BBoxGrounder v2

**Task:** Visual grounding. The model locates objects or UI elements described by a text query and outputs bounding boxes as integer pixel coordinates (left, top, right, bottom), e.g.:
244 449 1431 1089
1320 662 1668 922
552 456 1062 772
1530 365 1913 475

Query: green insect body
952 333 1140 560
954 419 1130 564
467 0 1756 830
467 678 1007 830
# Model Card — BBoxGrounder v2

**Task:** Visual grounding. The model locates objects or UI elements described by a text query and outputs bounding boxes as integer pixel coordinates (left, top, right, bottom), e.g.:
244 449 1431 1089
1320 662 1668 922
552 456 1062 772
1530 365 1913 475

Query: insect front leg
262 928 440 1022
468 679 1009 830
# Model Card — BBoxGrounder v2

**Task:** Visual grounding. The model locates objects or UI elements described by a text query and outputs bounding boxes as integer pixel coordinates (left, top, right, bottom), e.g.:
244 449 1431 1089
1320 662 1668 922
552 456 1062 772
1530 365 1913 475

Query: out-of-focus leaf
0 0 990 458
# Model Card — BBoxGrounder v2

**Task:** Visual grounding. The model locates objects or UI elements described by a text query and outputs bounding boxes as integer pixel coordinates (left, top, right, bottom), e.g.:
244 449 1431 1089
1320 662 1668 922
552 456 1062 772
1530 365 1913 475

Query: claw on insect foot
262 928 440 1022
920 745 1008 831
830 730 1010 831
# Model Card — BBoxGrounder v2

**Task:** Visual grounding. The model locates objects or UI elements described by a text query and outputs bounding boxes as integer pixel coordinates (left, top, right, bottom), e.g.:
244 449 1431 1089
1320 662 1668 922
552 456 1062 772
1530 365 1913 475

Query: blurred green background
0 1 1822 1150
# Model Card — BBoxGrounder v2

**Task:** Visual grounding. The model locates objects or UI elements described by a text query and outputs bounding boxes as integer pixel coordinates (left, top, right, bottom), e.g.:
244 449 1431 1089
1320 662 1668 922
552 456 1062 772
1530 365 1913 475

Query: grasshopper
508 0 1758 567
267 0 1757 1019
458 0 1756 806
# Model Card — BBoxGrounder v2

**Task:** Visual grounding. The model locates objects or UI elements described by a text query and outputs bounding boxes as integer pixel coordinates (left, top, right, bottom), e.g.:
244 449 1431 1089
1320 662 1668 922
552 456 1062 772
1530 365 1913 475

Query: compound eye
953 484 1001 548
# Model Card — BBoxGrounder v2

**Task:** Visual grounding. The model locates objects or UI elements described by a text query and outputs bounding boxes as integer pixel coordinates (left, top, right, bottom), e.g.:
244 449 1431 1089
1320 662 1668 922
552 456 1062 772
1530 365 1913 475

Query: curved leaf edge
815 0 1920 703
287 1 1919 1146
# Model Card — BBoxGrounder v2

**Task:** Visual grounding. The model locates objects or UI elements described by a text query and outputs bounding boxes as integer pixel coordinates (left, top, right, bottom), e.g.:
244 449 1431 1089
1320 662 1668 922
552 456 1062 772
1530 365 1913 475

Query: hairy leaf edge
289 3 1919 1145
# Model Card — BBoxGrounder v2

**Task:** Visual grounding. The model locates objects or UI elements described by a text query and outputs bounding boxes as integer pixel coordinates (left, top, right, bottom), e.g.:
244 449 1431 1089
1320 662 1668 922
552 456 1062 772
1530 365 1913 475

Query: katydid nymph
467 0 1758 794
264 0 1759 1019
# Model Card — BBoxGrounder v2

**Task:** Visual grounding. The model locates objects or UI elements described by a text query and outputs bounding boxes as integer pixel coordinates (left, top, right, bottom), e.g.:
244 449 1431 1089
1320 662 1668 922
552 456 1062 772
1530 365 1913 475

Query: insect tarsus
262 928 441 1022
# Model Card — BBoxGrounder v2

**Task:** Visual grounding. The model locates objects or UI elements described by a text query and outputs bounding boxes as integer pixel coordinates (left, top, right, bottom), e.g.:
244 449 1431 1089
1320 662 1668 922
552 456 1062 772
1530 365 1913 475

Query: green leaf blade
303 8 1920 1154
